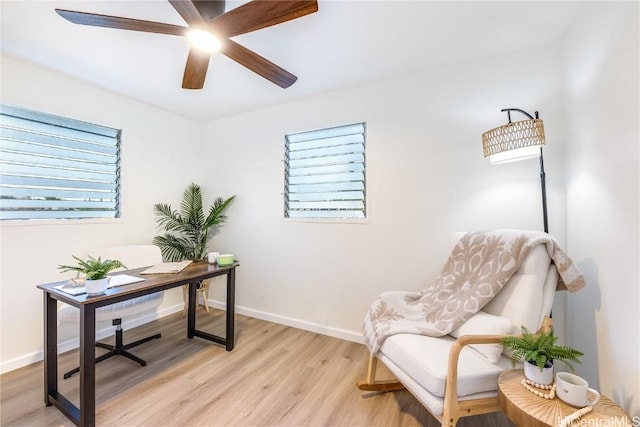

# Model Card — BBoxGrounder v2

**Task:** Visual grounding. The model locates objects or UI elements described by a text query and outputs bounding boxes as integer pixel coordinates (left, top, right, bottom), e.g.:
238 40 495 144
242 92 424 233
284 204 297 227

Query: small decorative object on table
558 406 593 427
216 254 234 267
207 252 220 264
501 326 584 385
58 255 126 296
520 378 556 399
555 371 600 407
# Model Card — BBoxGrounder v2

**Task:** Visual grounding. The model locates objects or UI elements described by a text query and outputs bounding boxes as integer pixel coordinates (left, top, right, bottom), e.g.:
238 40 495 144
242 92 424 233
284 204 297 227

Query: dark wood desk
37 261 239 427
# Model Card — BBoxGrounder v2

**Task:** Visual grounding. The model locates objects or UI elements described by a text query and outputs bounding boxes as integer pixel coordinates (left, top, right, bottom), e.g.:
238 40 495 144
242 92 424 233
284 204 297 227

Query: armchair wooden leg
182 281 210 315
201 290 210 312
199 280 210 312
182 286 188 317
356 354 404 392
442 407 459 427
367 354 377 383
182 285 189 317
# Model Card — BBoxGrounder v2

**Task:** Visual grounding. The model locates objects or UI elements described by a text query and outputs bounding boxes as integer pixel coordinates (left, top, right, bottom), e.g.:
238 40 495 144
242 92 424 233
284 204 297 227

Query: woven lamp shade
482 118 546 160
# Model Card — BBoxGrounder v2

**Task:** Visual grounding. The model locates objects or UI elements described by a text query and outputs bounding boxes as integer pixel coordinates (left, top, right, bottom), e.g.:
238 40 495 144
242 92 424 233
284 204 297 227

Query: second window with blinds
284 122 366 220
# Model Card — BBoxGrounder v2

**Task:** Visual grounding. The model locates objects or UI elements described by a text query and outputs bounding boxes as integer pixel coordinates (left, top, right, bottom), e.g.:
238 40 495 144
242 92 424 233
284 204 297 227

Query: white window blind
284 122 366 219
0 104 121 221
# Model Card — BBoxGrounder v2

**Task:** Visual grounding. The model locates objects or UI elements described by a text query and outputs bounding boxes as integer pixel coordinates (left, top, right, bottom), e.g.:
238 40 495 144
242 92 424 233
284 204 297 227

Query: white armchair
357 231 582 427
58 245 164 379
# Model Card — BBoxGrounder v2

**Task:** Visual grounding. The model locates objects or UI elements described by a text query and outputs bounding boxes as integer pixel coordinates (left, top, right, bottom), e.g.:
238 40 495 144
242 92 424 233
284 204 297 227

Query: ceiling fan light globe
186 28 221 53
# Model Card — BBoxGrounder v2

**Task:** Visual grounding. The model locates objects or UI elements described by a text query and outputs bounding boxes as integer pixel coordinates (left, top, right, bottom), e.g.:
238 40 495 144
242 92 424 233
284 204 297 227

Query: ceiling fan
55 1 318 90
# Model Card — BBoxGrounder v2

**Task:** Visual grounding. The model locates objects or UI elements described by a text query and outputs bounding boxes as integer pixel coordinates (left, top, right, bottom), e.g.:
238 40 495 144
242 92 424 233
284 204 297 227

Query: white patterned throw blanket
363 230 585 354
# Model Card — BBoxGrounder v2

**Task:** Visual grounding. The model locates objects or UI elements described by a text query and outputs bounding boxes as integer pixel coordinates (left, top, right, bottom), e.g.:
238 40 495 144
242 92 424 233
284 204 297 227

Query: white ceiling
1 1 580 123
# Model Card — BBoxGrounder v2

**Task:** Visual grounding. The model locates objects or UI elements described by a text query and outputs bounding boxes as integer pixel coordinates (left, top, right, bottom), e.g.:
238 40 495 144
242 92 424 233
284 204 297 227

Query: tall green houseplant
153 183 235 262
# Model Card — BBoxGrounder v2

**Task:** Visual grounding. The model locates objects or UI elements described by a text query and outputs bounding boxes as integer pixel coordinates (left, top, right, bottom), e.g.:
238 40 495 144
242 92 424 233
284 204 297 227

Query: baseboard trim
206 299 365 345
0 299 364 374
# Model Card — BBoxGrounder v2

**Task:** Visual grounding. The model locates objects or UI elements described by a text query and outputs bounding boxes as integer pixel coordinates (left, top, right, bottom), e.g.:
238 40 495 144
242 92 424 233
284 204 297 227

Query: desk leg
187 281 197 339
79 305 96 427
226 268 236 351
43 292 58 406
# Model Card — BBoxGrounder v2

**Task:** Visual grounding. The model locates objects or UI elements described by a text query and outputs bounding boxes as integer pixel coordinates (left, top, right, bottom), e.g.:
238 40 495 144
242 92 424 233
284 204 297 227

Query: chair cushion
482 244 550 334
380 333 512 397
58 292 163 323
449 311 512 363
379 353 501 417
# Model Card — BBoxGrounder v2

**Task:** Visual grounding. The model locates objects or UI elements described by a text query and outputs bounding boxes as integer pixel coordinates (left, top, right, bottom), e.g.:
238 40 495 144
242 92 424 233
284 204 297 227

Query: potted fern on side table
153 183 235 313
501 326 584 385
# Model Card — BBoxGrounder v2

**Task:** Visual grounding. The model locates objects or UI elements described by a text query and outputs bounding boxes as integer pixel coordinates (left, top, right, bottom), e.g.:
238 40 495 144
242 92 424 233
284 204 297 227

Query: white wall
563 1 640 417
202 45 566 340
0 55 202 372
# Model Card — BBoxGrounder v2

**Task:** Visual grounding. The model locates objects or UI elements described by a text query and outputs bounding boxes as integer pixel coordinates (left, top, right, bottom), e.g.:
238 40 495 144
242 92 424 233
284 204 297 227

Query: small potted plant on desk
501 326 584 385
58 255 126 296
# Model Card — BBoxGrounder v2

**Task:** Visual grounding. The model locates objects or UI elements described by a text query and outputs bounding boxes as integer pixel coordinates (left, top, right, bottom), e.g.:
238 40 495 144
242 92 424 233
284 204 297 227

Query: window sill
283 217 370 225
0 217 124 227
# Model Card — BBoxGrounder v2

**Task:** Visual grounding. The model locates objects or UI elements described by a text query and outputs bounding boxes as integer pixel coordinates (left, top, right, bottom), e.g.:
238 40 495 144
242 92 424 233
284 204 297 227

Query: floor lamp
481 108 548 233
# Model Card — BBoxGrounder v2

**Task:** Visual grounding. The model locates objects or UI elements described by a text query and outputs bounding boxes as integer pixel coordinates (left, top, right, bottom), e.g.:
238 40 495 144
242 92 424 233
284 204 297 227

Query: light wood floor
1 310 515 426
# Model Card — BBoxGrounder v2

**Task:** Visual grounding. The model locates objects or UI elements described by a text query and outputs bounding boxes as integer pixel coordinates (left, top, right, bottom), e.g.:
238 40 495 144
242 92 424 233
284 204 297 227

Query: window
0 104 121 221
284 122 366 219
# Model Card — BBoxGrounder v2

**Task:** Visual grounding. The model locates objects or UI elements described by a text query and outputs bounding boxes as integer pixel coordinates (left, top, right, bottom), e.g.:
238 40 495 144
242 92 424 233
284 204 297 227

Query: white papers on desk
54 274 145 296
109 274 145 287
140 260 192 275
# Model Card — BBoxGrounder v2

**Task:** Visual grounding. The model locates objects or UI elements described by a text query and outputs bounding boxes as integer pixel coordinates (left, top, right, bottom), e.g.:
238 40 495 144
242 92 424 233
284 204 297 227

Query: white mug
556 372 600 407
207 252 219 264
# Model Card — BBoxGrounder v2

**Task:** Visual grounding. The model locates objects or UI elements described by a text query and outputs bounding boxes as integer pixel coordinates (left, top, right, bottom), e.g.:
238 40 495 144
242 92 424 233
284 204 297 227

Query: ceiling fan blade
168 1 204 25
55 9 186 36
221 39 297 88
192 1 227 21
182 48 211 89
207 1 318 38
169 1 227 24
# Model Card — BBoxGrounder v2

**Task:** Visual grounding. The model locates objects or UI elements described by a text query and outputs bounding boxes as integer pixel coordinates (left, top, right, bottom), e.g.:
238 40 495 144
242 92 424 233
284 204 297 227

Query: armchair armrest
442 334 515 422
446 334 513 385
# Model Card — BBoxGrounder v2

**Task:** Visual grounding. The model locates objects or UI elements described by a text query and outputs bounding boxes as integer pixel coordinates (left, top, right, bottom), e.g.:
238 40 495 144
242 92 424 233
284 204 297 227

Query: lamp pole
500 108 549 233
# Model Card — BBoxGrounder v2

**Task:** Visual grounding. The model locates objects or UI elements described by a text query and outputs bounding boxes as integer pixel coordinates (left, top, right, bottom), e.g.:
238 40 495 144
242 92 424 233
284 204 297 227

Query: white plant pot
524 361 554 385
85 278 108 296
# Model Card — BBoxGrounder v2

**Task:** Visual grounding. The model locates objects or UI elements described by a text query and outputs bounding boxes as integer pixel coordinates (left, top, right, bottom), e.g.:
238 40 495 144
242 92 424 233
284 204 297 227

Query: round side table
498 369 632 427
